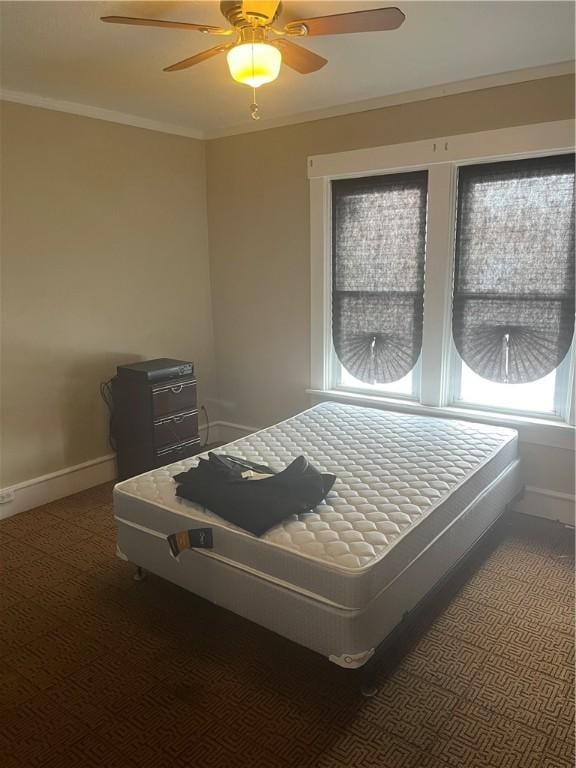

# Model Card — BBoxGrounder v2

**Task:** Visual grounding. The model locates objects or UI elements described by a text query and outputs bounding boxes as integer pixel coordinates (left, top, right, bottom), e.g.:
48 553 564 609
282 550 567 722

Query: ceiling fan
102 2 405 117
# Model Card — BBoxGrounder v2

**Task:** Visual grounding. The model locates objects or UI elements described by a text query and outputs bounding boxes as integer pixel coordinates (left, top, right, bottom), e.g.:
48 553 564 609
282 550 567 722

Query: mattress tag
168 527 213 557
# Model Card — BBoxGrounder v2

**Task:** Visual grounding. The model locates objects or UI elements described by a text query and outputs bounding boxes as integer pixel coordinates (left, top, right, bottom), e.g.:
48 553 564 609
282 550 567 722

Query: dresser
112 359 201 480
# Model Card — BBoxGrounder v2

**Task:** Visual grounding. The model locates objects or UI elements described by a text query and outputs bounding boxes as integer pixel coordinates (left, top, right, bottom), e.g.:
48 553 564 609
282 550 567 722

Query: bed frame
124 484 524 697
115 402 523 697
354 500 518 695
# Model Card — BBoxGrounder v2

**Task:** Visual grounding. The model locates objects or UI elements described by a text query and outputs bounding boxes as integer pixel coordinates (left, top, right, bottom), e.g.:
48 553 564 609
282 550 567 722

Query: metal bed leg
133 565 147 582
359 661 379 698
360 681 379 698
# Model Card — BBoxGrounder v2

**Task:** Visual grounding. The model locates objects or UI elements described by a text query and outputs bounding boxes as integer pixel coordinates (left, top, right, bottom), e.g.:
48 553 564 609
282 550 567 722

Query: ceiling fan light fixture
226 42 281 87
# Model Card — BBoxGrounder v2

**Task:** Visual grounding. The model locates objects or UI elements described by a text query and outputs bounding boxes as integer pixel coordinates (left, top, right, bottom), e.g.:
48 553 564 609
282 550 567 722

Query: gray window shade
453 154 575 384
332 171 428 384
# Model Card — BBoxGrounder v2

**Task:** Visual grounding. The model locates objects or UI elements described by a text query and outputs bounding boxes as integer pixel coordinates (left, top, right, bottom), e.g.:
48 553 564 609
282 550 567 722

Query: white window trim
309 119 576 447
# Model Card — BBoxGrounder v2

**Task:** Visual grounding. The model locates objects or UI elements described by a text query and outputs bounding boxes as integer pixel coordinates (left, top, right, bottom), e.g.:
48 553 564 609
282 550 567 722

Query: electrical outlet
0 489 15 504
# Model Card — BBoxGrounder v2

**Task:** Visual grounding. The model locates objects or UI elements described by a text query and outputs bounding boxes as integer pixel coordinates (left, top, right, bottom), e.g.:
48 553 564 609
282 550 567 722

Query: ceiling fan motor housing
220 1 282 29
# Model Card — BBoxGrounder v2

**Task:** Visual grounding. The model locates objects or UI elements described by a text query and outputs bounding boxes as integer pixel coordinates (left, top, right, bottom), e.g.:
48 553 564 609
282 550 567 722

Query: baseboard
193 420 256 446
0 421 253 520
214 420 256 444
512 486 575 527
0 454 117 520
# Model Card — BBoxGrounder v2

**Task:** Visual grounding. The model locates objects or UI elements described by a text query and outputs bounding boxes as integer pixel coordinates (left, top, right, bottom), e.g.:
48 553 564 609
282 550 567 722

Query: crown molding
0 89 205 140
1 61 573 142
208 61 575 140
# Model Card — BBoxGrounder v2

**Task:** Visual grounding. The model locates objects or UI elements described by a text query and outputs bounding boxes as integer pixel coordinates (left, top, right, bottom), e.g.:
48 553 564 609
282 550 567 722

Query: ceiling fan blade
164 43 235 72
241 1 281 23
284 7 405 37
272 39 327 74
101 16 233 36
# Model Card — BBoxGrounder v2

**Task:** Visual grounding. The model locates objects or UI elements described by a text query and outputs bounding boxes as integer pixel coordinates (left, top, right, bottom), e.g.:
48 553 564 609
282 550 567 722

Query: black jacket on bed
173 453 336 536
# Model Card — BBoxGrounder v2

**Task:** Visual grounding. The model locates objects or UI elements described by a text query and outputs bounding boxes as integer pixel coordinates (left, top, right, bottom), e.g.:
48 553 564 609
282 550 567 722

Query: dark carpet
0 483 574 767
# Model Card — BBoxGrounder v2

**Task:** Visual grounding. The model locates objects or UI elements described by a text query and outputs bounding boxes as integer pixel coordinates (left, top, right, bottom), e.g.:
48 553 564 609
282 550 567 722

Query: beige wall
206 75 575 495
1 75 574 500
0 102 216 486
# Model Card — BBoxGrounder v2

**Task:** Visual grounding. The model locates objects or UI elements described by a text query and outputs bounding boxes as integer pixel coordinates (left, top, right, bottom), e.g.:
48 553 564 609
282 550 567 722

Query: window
450 155 575 417
331 171 427 399
455 360 559 415
337 361 417 398
309 120 576 426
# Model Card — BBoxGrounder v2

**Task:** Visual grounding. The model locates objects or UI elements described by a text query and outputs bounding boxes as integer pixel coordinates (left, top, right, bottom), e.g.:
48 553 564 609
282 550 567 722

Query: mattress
114 402 519 611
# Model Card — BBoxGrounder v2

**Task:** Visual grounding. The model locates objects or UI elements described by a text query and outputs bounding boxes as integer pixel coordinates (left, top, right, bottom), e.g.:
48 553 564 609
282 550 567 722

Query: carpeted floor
0 483 574 768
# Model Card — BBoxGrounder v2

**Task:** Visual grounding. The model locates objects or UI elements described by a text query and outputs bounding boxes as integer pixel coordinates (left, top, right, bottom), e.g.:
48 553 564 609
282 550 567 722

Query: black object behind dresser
112 358 201 480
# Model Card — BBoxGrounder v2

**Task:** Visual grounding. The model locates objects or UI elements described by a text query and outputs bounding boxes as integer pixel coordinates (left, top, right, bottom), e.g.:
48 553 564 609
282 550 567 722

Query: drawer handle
173 416 183 424
170 385 183 394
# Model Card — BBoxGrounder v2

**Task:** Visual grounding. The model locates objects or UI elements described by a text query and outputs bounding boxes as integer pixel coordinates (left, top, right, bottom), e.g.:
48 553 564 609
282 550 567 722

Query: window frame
308 119 576 432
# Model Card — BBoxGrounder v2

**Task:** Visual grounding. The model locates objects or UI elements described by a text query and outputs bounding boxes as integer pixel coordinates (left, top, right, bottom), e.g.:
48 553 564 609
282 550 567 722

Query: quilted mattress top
115 402 518 602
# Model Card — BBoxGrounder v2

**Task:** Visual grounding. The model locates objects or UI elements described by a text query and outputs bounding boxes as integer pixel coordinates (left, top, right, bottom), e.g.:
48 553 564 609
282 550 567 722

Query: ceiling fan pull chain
251 24 256 80
250 87 260 121
249 26 258 119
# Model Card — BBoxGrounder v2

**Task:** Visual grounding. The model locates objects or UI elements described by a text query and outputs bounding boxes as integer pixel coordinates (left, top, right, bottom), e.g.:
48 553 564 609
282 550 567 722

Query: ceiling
1 1 574 138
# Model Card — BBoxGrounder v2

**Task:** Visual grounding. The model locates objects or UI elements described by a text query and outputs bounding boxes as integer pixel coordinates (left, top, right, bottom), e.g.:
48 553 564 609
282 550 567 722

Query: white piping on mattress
114 515 359 611
115 516 167 540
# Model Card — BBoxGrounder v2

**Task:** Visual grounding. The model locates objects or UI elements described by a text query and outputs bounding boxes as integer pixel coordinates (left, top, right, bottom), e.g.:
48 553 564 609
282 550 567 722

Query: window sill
306 388 575 451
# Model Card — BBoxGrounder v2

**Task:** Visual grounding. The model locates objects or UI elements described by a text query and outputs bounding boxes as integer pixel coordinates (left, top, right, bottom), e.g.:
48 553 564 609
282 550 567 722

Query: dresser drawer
152 378 197 417
153 410 198 449
155 437 202 467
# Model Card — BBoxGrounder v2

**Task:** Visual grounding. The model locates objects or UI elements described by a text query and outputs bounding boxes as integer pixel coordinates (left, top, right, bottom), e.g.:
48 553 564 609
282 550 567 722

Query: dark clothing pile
174 453 336 536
